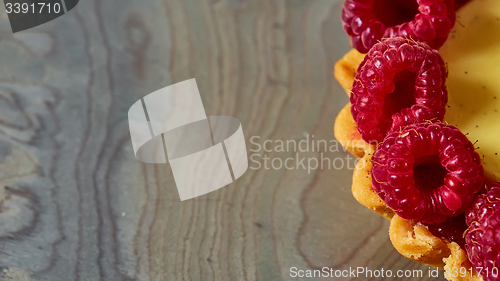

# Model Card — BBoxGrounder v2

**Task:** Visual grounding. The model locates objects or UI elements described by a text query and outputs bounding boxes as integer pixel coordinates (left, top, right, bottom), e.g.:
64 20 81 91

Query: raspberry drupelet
350 38 448 143
371 122 484 224
341 0 456 53
465 183 500 281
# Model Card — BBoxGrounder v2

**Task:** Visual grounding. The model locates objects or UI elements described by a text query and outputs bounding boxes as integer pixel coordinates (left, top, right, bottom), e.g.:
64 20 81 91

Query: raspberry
371 122 484 224
455 0 470 9
425 213 467 247
341 0 456 53
465 183 500 281
350 38 448 143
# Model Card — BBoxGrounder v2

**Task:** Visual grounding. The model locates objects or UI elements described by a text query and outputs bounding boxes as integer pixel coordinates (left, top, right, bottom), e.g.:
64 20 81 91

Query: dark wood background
0 0 444 280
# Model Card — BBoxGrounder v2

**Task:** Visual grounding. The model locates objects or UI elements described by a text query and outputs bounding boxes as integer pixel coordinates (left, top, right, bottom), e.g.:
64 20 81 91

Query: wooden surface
0 0 444 280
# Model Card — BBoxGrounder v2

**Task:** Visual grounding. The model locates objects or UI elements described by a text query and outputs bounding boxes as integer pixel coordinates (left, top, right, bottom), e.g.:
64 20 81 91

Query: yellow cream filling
441 0 500 181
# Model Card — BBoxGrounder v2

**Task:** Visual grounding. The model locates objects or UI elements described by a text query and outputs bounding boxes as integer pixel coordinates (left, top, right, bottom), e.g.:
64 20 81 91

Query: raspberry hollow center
413 154 448 191
373 0 420 27
381 70 417 132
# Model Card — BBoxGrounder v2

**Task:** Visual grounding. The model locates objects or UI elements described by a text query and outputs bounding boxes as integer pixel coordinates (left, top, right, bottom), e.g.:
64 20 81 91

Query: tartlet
334 49 481 279
334 0 500 279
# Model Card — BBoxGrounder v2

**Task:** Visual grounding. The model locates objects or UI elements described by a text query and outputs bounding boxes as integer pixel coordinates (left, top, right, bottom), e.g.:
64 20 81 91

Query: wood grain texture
0 0 445 280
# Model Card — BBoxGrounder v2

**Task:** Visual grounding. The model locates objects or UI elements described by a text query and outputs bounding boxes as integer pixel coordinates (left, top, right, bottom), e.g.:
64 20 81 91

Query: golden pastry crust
333 48 483 280
443 242 482 281
334 49 366 96
334 103 374 158
388 215 483 280
352 144 394 219
389 215 450 268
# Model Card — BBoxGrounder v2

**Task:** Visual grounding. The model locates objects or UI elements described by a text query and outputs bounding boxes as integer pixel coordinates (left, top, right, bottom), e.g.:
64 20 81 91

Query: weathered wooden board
0 0 444 280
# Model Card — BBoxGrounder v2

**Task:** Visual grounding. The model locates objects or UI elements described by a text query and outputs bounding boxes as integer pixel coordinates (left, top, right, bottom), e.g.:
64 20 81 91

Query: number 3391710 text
5 2 62 14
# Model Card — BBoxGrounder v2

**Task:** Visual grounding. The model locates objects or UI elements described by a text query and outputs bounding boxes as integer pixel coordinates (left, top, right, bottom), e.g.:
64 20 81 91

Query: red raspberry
455 0 470 9
371 122 484 224
341 0 456 53
350 38 448 143
465 183 500 281
425 213 467 247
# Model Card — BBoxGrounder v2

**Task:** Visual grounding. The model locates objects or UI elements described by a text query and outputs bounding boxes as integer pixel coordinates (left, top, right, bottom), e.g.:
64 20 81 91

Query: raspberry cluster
341 0 456 53
350 38 448 143
339 0 499 279
348 37 495 281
